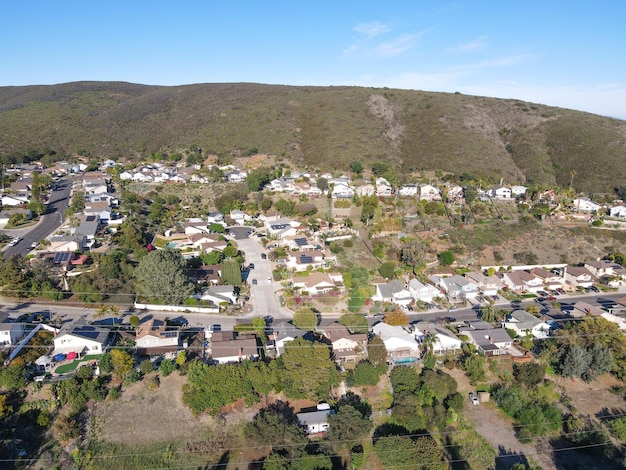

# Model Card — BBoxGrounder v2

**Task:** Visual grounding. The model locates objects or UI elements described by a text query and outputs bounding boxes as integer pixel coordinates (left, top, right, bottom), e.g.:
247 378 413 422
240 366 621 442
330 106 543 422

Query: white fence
134 303 219 314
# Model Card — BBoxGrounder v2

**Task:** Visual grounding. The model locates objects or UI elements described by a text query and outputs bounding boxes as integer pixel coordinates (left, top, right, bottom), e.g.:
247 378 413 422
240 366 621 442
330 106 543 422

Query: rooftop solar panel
295 238 308 246
300 255 313 263
53 252 71 263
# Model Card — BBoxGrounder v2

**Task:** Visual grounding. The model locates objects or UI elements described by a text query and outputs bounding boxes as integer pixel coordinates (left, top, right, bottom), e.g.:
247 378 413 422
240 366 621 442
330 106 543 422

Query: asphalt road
1 178 71 259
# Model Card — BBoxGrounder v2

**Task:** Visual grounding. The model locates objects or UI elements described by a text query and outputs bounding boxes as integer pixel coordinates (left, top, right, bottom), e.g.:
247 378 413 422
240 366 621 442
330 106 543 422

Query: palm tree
479 304 500 323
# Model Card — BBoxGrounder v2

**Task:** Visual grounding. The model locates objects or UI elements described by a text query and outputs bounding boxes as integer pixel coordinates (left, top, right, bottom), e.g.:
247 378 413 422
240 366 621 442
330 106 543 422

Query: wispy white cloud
450 54 531 71
372 34 419 58
353 21 389 38
448 36 487 52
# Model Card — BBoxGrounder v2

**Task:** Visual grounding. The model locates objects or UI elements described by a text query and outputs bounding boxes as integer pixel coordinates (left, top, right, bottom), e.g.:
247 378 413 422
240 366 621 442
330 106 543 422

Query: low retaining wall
134 303 219 314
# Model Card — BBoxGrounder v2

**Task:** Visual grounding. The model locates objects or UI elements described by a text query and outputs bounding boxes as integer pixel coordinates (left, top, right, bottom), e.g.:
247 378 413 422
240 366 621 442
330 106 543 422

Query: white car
469 393 480 405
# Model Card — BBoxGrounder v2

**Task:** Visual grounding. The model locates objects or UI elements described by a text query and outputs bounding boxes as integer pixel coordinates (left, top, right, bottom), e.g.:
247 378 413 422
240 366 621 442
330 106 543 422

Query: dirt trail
447 367 557 470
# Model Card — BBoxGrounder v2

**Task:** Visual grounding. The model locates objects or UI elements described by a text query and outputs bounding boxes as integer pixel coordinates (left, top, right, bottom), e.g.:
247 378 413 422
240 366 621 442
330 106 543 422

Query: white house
372 322 420 362
286 250 325 271
502 309 552 339
489 185 512 200
320 322 368 364
0 323 26 346
429 275 478 301
407 279 440 303
398 184 418 197
199 285 239 306
419 184 441 201
135 319 182 355
372 280 413 307
462 325 512 356
511 185 528 197
230 210 254 225
376 183 393 197
572 197 602 213
53 320 111 356
207 211 226 226
413 322 463 355
501 270 543 293
331 182 355 199
610 205 626 219
1 194 29 207
297 405 335 434
564 265 596 288
355 184 376 197
464 271 504 296
291 272 344 296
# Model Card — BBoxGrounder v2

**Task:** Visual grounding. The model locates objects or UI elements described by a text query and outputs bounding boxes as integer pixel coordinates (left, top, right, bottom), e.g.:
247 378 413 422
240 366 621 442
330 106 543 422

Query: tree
384 310 408 326
221 257 242 285
247 167 271 192
209 223 225 233
0 394 13 419
200 250 224 265
0 365 27 389
135 249 194 305
317 178 328 192
374 435 445 470
350 161 363 175
462 354 487 384
367 336 388 368
281 338 338 400
139 359 154 375
129 315 140 328
349 361 381 386
110 349 134 379
159 359 175 377
338 313 368 334
327 404 372 448
479 304 500 323
292 310 318 331
378 261 396 279
399 240 429 273
513 362 546 388
438 250 455 266
360 195 378 224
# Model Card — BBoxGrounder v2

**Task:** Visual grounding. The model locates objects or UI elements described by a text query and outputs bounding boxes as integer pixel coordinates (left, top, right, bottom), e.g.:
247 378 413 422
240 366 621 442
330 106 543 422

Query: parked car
373 313 385 320
448 305 457 312
252 279 257 285
261 253 267 259
546 296 557 302
469 393 480 405
249 263 255 269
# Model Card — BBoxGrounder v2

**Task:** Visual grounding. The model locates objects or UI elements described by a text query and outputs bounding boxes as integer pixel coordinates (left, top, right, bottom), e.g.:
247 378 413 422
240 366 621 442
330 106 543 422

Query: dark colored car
249 263 255 269
252 279 257 285
261 253 267 259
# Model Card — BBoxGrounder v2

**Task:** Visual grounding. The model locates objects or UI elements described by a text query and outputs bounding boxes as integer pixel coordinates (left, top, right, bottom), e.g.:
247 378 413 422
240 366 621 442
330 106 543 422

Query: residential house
74 214 100 246
286 250 325 271
376 183 393 197
460 324 512 356
571 301 604 318
407 279 440 303
200 285 238 306
564 265 596 289
372 280 413 307
47 234 87 253
210 331 259 364
135 319 182 355
291 272 344 296
464 271 504 296
571 197 602 213
9 180 31 193
501 270 543 293
207 211 226 226
429 275 478 301
0 322 26 346
446 184 464 202
184 219 211 235
229 209 254 225
53 319 111 356
267 177 295 192
371 322 420 362
224 170 247 182
419 184 441 201
267 323 313 357
488 185 512 200
398 184 418 197
529 267 565 290
297 404 335 434
84 201 112 222
0 209 33 228
511 185 528 197
331 182 355 199
502 309 552 338
1 194 29 207
319 322 368 364
610 205 626 219
584 259 626 281
191 264 221 284
355 184 376 197
413 322 463 355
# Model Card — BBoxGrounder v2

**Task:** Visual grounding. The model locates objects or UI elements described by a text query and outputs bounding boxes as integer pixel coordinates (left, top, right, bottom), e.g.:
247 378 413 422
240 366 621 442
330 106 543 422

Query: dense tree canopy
134 249 193 305
280 338 338 400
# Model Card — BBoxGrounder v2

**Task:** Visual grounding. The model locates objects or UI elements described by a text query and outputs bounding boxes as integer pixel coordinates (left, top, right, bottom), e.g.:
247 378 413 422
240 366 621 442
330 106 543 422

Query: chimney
489 336 493 344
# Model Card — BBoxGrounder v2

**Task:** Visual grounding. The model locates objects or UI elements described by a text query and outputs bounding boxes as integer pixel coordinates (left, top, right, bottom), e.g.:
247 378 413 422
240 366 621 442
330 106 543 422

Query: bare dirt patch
552 374 626 419
93 373 214 446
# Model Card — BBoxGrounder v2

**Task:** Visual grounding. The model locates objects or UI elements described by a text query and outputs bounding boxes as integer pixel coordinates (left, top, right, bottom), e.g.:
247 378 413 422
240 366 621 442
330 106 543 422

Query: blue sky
2 1 625 119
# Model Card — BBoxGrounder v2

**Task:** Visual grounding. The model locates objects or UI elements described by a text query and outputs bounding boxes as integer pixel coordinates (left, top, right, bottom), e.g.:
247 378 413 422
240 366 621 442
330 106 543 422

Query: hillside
0 81 625 193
